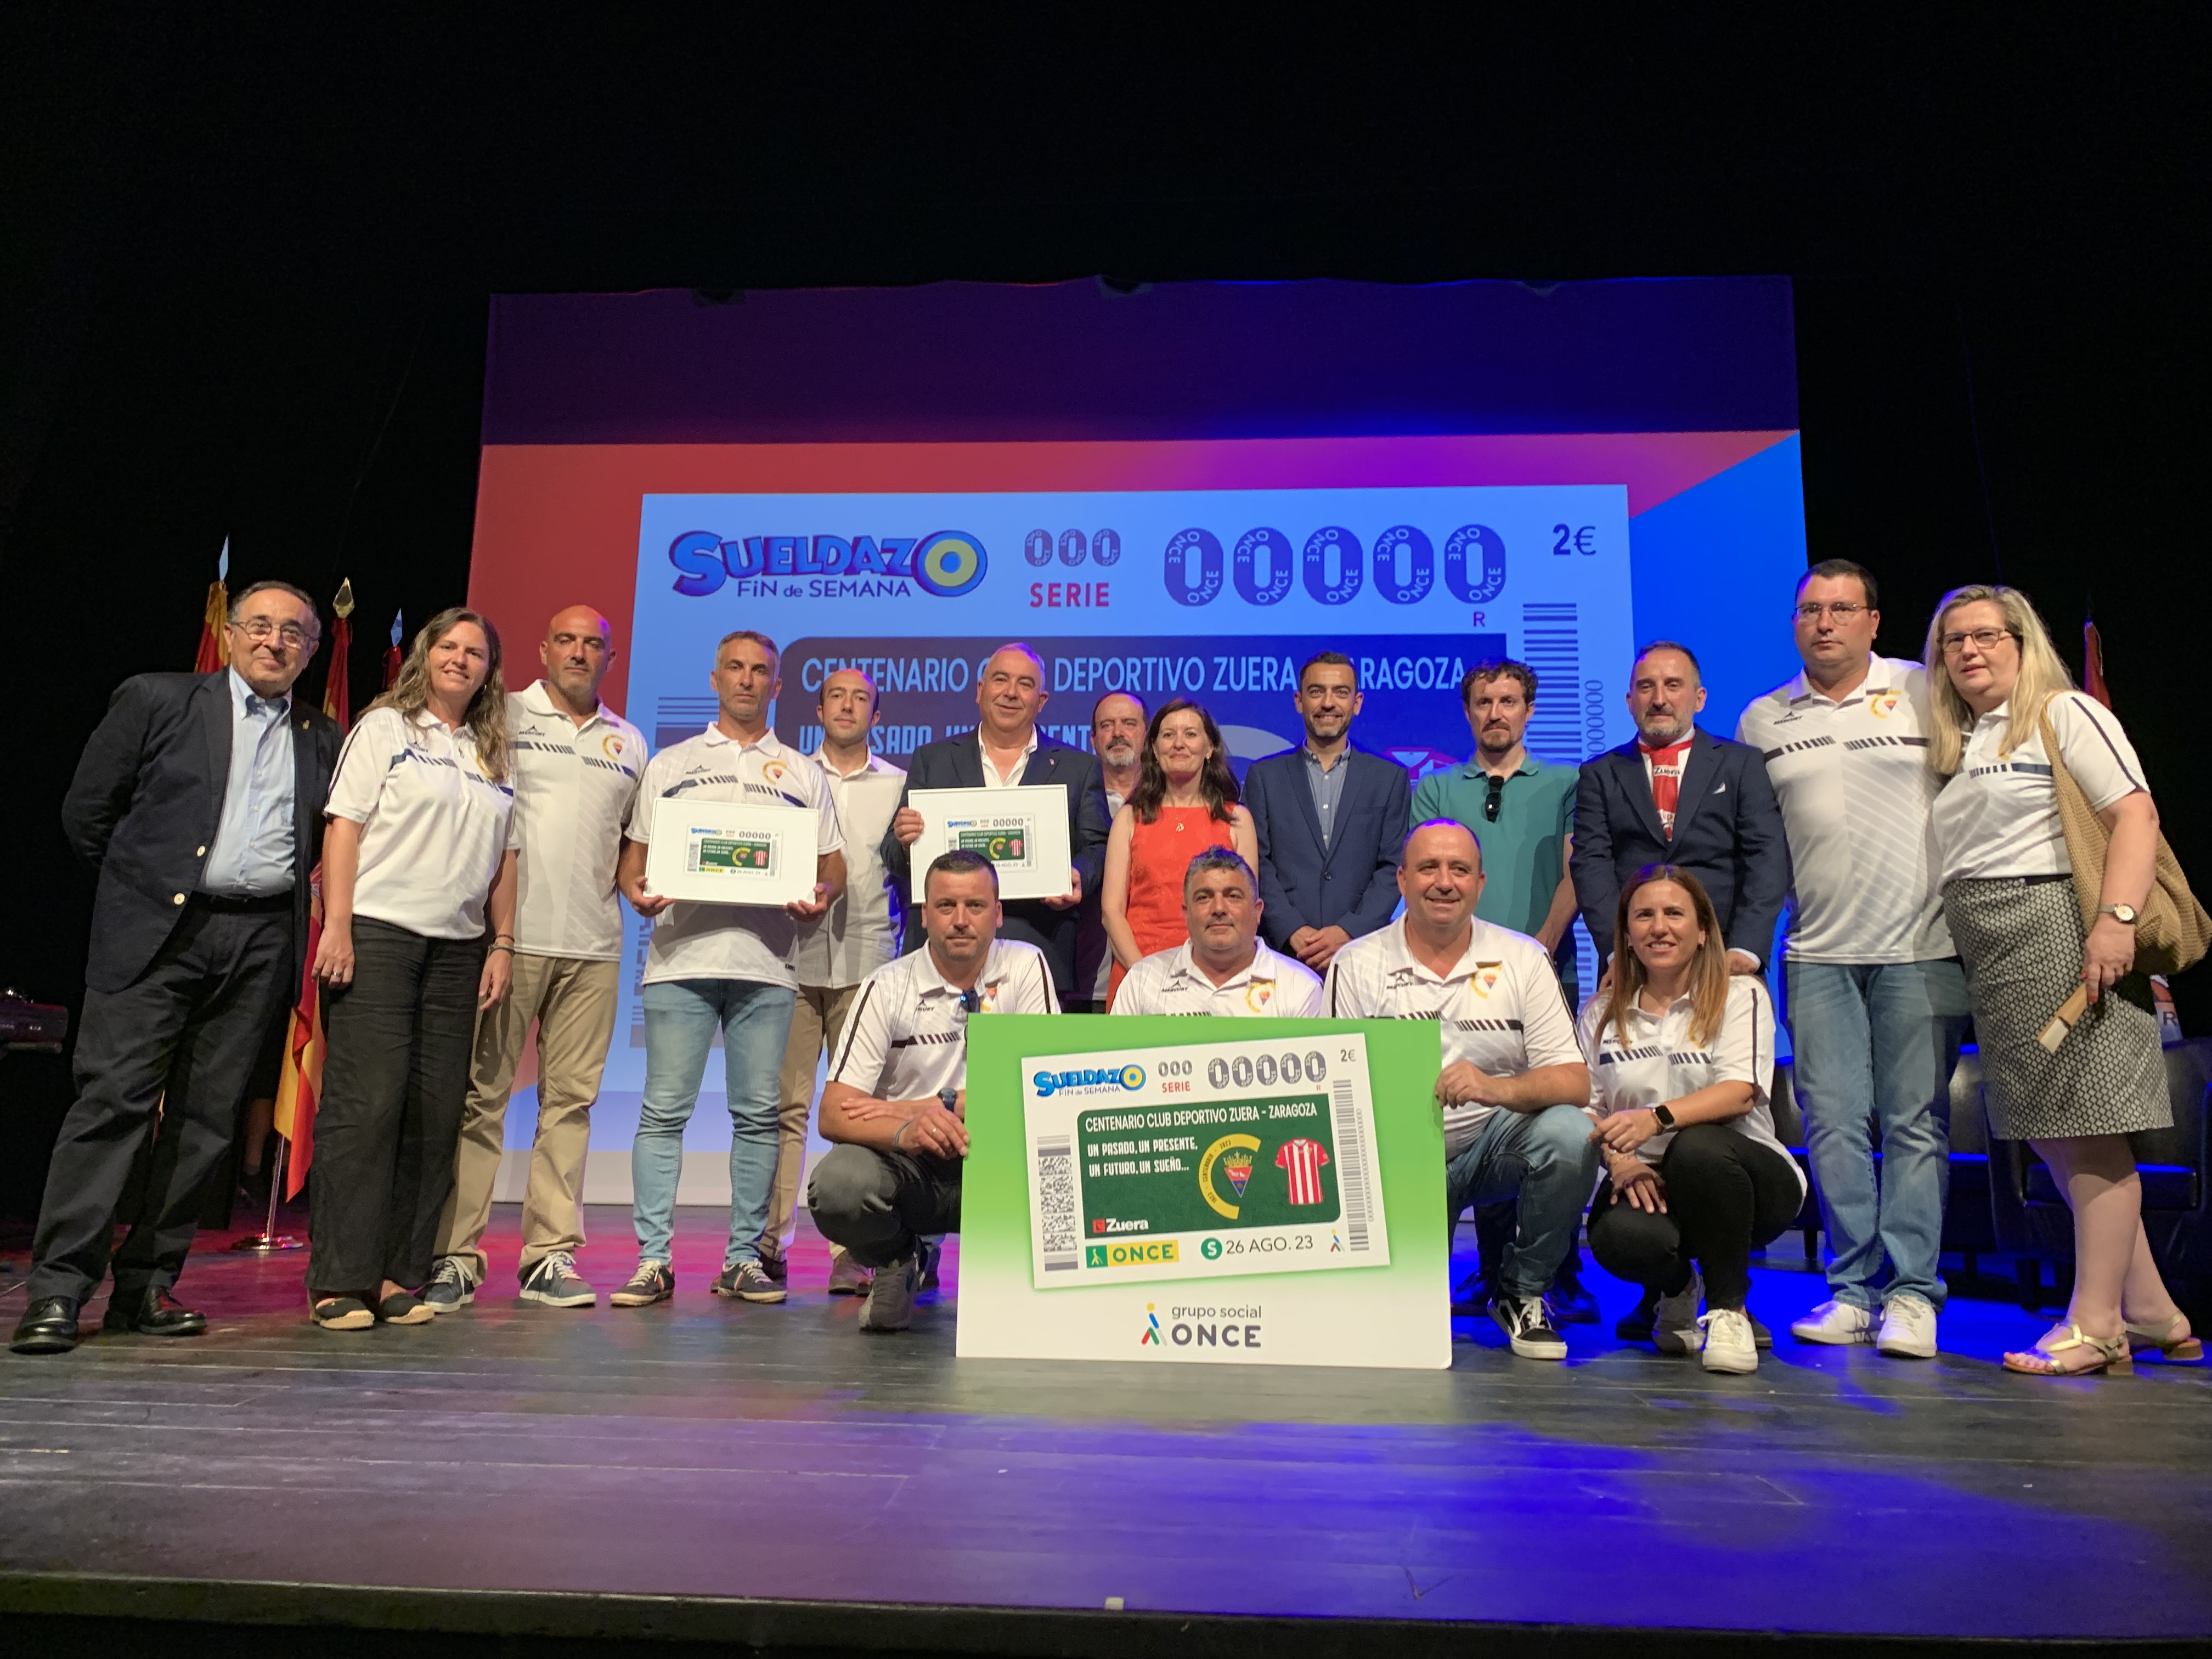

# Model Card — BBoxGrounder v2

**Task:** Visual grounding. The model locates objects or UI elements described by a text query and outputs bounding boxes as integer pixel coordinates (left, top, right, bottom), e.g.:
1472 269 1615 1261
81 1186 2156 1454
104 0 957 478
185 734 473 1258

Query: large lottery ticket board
960 1015 1450 1370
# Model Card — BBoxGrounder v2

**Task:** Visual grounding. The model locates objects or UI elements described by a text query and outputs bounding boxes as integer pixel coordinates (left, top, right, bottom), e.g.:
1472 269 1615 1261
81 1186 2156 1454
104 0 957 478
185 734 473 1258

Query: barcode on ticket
1036 1136 1078 1270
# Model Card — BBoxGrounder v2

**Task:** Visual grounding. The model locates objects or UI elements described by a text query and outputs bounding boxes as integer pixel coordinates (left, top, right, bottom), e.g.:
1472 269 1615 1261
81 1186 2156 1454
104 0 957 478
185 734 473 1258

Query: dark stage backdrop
2 14 2204 1215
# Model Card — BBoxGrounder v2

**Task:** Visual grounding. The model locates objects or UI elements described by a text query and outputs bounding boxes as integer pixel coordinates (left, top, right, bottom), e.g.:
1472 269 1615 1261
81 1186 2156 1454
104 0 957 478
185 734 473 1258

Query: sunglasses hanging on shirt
1484 773 1505 822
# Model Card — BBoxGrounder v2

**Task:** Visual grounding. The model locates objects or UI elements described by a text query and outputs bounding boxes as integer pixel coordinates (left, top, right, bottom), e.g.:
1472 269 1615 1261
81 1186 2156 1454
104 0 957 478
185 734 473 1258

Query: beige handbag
2040 705 2211 977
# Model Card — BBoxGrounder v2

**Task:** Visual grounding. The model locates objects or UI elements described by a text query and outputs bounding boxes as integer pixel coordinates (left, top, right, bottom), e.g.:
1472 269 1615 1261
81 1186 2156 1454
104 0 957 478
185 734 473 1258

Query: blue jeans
635 978 797 1269
1786 958 1971 1310
1444 1104 1600 1300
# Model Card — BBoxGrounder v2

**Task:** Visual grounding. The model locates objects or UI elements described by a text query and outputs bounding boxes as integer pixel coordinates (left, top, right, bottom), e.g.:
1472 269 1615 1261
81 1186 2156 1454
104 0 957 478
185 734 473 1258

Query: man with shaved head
1323 820 1595 1362
425 605 646 1313
885 643 1110 1002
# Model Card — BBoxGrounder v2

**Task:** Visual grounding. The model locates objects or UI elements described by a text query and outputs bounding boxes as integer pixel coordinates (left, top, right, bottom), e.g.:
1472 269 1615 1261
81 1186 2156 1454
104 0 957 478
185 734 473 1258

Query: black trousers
27 904 291 1304
308 918 483 1295
1587 1124 1802 1307
806 1143 961 1268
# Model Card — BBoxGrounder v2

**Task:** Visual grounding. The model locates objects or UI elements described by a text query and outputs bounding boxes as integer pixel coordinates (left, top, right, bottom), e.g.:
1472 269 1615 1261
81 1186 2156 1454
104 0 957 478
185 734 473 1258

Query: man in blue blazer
1570 641 1788 972
1244 652 1412 972
884 644 1110 1001
14 582 343 1355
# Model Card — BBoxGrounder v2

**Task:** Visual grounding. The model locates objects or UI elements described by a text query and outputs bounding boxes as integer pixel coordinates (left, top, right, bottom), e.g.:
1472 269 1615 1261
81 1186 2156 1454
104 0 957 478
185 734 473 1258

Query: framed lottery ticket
906 785 1070 902
643 797 820 906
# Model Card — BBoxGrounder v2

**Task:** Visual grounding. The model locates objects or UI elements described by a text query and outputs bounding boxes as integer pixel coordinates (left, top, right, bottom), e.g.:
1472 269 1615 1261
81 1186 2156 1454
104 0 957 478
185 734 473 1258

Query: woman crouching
1581 865 1806 1374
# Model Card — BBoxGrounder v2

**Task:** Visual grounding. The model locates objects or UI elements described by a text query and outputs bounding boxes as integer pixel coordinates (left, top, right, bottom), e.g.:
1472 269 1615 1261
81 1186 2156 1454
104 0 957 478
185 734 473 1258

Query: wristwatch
1650 1103 1677 1131
939 1086 960 1113
2099 902 2140 925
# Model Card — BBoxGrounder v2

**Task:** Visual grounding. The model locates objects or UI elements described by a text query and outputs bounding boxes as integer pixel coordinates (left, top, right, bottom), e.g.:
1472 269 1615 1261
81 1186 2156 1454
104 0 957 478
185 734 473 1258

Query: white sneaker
1876 1292 1939 1359
1790 1298 1877 1345
1652 1272 1704 1355
1700 1308 1759 1374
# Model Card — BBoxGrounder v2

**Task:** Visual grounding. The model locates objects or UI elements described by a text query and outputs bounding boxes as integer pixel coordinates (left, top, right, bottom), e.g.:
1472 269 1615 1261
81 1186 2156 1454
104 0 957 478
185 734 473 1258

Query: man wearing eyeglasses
1736 559 1969 1360
808 850 1060 1333
14 581 342 1356
1409 661 1591 1319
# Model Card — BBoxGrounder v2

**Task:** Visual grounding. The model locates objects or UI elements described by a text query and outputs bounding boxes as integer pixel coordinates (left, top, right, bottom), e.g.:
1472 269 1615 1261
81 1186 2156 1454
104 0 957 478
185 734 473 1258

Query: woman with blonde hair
1925 583 2196 1375
1579 865 1804 1374
1100 697 1258 1007
307 608 519 1330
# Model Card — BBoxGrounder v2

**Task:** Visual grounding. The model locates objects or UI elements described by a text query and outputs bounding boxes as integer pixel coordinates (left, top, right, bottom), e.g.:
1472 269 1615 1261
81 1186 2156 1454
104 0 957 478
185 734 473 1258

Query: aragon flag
193 540 230 673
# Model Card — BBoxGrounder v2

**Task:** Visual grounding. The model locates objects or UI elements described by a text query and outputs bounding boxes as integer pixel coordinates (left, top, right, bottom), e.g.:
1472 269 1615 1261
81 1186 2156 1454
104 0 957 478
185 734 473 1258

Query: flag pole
229 1136 302 1252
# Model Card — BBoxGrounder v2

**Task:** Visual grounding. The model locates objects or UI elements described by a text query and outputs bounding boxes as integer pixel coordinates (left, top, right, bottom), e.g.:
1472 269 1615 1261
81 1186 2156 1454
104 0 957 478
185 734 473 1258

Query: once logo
1085 1240 1180 1268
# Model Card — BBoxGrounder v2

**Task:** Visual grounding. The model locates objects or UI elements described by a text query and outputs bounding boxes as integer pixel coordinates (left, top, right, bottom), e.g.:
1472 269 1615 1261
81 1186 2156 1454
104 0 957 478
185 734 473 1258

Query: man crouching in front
809 850 1059 1332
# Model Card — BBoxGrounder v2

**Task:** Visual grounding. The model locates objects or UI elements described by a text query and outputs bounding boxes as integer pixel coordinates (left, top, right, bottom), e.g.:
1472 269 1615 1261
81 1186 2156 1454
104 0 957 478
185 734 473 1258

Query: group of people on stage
12 561 2201 1382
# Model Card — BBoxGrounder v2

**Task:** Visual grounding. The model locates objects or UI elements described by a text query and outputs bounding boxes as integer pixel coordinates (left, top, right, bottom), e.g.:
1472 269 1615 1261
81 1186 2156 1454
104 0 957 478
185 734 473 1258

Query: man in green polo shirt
1411 661 1579 992
1410 659 1593 1321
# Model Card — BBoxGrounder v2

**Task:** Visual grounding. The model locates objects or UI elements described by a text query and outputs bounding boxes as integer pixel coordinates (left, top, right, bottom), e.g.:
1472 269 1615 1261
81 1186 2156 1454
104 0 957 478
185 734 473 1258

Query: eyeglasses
1794 602 1868 622
1483 773 1505 822
232 618 312 648
1939 628 2018 656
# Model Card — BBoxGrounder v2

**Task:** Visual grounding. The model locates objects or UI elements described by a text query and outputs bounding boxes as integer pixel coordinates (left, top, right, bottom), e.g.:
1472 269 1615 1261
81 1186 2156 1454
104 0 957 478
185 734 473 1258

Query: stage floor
1 1205 2208 1651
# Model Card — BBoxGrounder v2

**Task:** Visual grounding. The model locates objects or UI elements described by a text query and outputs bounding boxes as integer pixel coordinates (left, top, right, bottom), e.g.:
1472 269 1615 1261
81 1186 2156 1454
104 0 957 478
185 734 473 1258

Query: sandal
312 1296 374 1331
2124 1312 2203 1363
377 1291 434 1326
2002 1322 2132 1378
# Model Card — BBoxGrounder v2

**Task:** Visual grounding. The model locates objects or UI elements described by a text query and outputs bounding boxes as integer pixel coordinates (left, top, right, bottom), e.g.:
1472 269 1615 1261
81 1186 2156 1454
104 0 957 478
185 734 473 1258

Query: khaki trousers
766 981 860 1262
435 953 620 1280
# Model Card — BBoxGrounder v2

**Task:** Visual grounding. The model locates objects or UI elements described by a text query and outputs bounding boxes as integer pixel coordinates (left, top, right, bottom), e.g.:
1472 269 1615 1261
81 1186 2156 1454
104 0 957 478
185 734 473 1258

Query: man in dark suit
1571 640 1789 974
12 581 343 1355
884 644 1110 1001
1244 651 1412 972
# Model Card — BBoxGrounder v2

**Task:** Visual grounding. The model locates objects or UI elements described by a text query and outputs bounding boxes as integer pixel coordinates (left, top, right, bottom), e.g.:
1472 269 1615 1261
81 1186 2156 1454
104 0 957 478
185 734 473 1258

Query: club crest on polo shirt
1244 979 1275 1013
601 732 629 760
1471 962 1503 998
1869 688 1902 718
762 759 789 783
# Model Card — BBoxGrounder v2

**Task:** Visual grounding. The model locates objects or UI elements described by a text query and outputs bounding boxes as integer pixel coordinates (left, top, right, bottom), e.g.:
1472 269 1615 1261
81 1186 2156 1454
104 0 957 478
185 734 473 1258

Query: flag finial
332 578 355 619
390 610 404 647
217 537 230 582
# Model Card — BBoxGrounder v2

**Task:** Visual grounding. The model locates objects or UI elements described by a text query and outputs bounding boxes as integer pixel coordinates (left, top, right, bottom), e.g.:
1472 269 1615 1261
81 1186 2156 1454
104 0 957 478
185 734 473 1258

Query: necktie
1641 737 1692 837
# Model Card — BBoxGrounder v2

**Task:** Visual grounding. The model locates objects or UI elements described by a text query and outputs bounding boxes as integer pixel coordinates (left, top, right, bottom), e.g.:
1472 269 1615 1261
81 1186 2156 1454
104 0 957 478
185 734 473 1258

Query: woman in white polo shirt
308 608 519 1330
1926 583 2196 1377
1580 865 1804 1375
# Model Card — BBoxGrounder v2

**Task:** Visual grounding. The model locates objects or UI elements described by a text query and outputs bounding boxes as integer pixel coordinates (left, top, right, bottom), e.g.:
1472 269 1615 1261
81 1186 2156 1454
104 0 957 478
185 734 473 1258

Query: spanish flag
269 579 356 1200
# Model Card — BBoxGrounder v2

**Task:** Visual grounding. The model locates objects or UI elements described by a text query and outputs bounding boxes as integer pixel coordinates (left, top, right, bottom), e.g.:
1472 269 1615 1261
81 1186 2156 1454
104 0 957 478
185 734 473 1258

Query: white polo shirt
1578 975 1804 1197
505 681 645 962
1322 916 1583 1156
829 937 1060 1102
631 725 844 990
1933 691 2149 885
326 705 517 941
1737 657 1951 963
793 749 907 988
1112 938 1323 1018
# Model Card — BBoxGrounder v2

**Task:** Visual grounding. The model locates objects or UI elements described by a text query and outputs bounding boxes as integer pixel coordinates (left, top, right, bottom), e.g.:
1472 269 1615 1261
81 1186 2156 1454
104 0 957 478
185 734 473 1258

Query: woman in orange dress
1101 697 1259 1007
